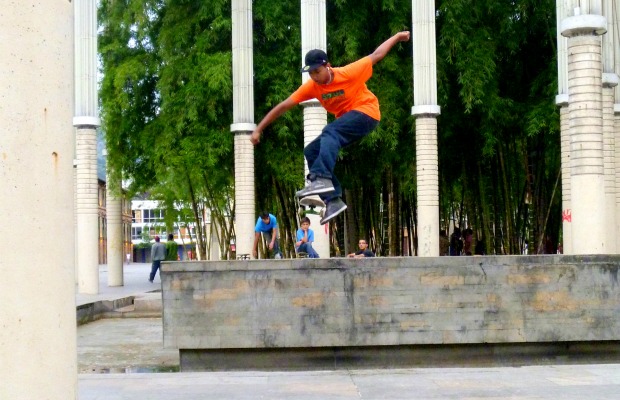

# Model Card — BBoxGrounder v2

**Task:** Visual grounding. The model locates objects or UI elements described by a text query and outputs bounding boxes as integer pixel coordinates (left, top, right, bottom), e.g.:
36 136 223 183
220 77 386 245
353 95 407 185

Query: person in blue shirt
295 217 320 258
252 211 282 259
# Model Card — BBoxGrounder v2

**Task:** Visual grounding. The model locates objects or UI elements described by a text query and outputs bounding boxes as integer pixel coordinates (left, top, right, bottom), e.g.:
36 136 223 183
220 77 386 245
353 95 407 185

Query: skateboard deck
299 195 325 209
297 195 325 218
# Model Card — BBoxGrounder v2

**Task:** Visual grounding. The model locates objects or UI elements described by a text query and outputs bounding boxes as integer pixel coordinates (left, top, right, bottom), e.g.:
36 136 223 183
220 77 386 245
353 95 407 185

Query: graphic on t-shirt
322 90 345 101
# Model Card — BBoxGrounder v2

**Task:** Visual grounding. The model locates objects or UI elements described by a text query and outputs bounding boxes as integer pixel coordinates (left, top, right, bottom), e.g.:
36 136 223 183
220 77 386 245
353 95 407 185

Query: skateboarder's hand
397 31 410 42
250 129 261 145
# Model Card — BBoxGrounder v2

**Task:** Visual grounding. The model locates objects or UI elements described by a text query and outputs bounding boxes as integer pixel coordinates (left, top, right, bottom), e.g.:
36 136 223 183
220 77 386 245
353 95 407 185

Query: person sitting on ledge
348 239 375 258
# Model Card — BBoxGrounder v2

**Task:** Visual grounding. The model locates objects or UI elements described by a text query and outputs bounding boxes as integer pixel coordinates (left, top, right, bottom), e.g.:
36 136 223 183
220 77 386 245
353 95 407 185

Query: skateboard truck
297 195 325 217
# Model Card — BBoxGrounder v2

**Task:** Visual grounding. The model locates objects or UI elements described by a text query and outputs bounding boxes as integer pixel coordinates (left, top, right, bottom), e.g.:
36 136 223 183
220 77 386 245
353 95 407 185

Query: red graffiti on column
562 209 571 222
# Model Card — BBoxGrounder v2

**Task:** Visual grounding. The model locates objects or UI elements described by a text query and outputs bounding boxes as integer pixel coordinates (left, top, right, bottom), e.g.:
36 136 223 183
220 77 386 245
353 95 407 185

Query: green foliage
99 0 562 256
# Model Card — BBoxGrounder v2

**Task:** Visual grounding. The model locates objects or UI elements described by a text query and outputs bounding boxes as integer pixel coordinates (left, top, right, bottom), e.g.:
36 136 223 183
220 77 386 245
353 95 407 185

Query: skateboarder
250 31 411 225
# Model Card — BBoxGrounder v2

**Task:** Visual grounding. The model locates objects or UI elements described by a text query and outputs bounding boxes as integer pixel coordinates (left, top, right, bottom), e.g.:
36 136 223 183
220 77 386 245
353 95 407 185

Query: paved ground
79 364 620 399
77 264 620 399
78 318 178 373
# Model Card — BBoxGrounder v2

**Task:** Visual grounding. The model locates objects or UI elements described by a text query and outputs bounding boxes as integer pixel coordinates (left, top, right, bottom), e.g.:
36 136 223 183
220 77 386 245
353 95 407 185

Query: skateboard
296 251 309 258
237 253 250 260
297 195 325 218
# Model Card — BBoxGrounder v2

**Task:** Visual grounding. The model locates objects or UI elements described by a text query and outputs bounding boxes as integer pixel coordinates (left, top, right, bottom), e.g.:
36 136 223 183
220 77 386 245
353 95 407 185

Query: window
131 227 143 240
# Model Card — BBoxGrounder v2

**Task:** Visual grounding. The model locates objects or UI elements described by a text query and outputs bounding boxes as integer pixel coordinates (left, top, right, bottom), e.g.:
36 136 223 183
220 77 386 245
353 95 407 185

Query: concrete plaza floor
77 264 620 399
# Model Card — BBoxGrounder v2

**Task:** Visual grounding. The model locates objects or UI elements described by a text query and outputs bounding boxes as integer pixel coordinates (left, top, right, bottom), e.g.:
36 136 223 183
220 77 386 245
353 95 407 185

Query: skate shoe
320 197 347 225
295 177 335 198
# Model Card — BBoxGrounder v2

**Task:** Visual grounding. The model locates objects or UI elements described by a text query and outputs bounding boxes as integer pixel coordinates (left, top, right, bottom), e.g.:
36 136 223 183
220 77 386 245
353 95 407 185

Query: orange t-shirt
289 56 380 121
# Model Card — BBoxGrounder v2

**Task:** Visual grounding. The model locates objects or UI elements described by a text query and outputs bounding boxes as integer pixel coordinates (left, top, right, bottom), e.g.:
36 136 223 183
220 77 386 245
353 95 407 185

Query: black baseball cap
301 49 328 73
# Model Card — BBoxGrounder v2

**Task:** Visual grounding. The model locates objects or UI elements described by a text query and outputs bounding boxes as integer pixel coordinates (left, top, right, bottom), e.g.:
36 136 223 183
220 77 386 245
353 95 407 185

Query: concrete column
561 12 607 254
106 178 124 286
0 2 77 399
75 0 101 293
556 0 573 254
412 0 440 256
301 0 329 257
231 0 256 258
614 0 620 252
210 220 222 261
616 102 620 252
602 0 617 252
76 129 99 292
415 117 440 256
602 76 618 253
558 102 573 253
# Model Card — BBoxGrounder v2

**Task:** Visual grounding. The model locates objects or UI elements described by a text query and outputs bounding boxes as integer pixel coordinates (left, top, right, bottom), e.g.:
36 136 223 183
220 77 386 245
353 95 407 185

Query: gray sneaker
320 197 347 225
295 177 335 198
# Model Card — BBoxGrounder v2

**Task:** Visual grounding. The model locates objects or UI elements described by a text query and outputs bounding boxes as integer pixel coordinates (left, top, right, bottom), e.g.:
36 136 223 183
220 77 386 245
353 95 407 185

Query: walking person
149 236 166 283
250 31 411 225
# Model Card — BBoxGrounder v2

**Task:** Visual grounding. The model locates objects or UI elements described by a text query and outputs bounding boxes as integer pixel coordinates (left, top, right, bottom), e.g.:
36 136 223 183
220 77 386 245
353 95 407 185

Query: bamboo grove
99 0 561 258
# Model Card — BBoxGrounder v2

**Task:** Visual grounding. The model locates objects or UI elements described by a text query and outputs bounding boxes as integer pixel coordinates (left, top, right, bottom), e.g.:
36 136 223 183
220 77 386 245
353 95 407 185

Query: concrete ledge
180 341 620 371
77 296 135 325
77 291 162 325
162 255 620 370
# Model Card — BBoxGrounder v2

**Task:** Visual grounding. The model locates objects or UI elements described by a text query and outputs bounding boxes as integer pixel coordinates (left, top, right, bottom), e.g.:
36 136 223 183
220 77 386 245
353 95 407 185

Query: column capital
561 15 606 37
73 116 101 128
300 99 321 108
411 105 441 117
602 73 619 88
555 94 569 106
231 122 256 133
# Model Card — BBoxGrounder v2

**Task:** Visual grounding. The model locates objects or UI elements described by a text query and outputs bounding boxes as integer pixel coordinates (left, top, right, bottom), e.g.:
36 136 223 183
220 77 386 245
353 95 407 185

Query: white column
75 0 101 293
602 0 617 252
561 11 607 254
301 0 329 257
559 101 573 253
603 0 620 253
556 0 573 254
614 0 620 252
106 178 124 286
231 0 256 258
0 2 77 399
210 220 222 261
602 76 617 253
412 0 440 256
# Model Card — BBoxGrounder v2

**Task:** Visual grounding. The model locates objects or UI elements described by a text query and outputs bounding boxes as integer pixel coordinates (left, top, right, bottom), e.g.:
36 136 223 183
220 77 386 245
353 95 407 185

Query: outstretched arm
368 31 410 65
250 97 297 145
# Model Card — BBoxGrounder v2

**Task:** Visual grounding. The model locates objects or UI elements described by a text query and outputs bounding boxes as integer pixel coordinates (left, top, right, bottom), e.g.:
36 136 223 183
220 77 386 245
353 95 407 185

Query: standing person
295 217 320 258
348 239 375 258
252 211 282 259
250 31 411 225
439 230 450 256
449 227 463 256
165 233 178 261
149 236 166 283
463 228 473 256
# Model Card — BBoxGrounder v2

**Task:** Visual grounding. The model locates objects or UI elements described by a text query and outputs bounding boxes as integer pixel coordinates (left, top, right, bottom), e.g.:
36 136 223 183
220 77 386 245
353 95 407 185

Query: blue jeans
297 242 319 258
304 110 379 201
149 260 161 281
263 229 282 258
